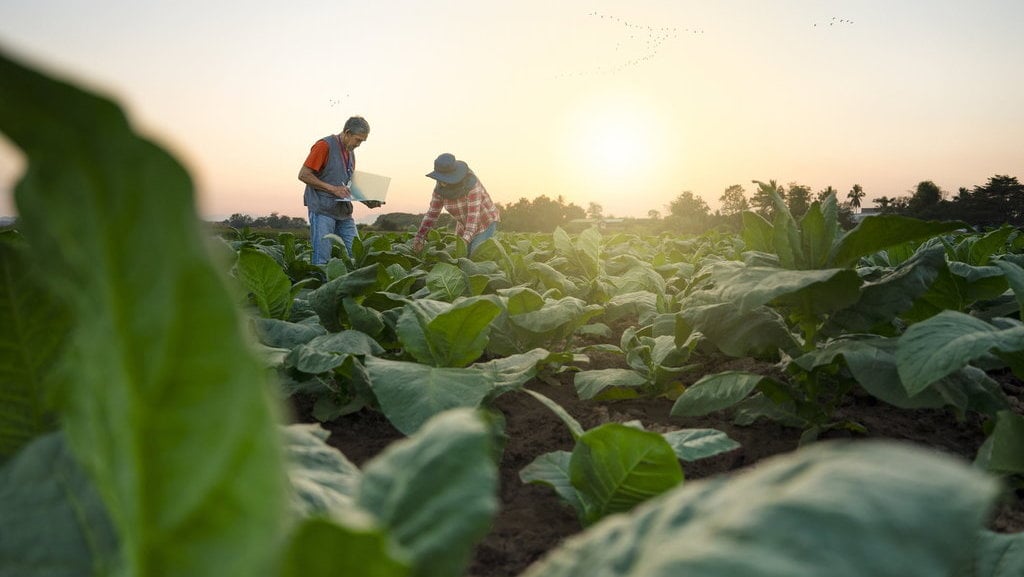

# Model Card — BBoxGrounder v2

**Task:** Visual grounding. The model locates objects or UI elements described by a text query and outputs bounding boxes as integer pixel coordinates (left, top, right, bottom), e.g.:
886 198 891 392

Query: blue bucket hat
426 153 469 184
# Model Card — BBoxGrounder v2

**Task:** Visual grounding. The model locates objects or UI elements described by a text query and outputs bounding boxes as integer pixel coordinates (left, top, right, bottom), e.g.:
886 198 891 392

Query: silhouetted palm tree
847 184 865 212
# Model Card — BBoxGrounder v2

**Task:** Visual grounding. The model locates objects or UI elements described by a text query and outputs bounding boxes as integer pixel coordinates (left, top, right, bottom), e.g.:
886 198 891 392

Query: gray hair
343 116 370 135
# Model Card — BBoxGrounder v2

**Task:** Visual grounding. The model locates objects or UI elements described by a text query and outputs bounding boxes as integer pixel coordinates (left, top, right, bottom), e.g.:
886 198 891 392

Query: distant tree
225 213 253 229
847 184 866 211
786 182 812 218
750 180 784 219
647 209 661 220
665 190 710 233
587 202 604 220
970 175 1024 227
497 195 585 233
371 212 422 231
874 196 893 211
908 181 943 213
718 184 749 216
817 186 838 203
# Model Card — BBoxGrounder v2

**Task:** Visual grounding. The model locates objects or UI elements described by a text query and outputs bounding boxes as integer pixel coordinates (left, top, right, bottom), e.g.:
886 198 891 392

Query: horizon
2 1 1022 221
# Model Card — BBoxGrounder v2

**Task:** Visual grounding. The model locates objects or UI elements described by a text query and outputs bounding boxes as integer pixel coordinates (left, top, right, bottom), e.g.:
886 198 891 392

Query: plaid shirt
415 180 500 243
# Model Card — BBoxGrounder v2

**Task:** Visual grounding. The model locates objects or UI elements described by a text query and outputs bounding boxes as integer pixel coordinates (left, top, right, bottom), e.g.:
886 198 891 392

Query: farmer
412 153 500 255
298 115 381 264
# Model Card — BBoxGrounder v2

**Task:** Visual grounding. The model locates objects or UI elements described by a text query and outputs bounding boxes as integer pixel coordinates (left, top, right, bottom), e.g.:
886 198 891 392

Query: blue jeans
469 222 498 254
309 210 357 264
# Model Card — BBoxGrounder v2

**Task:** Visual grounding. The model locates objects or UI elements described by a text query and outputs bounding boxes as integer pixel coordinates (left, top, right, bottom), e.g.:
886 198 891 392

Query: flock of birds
814 16 855 27
551 11 699 79
325 10 861 104
550 11 856 79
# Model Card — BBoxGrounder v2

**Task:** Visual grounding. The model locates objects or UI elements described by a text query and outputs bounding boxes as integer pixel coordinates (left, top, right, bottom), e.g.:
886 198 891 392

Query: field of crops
4 51 1024 577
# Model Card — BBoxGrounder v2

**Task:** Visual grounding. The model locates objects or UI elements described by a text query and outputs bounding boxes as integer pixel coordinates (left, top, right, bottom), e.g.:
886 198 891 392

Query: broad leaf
363 357 495 435
825 245 946 334
308 264 381 331
799 201 831 269
396 298 501 367
897 311 1024 396
0 238 66 460
954 530 1024 577
251 317 326 349
678 302 797 357
661 428 740 462
0 432 118 577
236 247 293 319
283 424 362 518
425 262 468 301
287 330 385 374
978 410 1024 475
995 259 1024 314
1 52 287 577
570 423 684 525
358 409 498 577
574 368 648 400
710 262 860 314
830 215 966 268
519 451 586 520
521 441 998 577
280 518 410 577
671 371 768 417
740 211 774 253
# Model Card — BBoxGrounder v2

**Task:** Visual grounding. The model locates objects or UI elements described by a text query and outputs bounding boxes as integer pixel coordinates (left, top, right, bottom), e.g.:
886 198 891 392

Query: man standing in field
298 116 381 264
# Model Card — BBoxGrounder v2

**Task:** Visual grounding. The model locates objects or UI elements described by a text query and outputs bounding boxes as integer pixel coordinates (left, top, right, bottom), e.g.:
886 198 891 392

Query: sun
561 91 663 183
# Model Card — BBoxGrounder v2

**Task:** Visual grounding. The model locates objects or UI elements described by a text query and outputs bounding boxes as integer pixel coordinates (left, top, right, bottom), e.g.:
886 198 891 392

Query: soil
290 359 1024 577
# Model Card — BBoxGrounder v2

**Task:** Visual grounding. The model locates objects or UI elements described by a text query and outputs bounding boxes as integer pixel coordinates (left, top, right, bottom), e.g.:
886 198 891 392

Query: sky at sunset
1 0 1022 223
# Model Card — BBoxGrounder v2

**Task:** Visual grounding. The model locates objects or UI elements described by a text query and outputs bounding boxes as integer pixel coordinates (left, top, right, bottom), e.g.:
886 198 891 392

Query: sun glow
562 92 662 182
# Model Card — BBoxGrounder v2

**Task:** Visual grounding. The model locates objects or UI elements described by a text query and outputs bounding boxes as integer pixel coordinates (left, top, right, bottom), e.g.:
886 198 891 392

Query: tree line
220 173 1021 236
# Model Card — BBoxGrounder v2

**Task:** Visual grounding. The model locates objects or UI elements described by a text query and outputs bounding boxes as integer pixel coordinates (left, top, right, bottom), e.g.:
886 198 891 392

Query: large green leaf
740 211 774 253
521 441 999 577
283 424 362 518
977 410 1024 475
363 357 495 435
897 311 1024 395
799 201 831 269
574 368 648 400
519 450 586 520
280 518 409 577
995 259 1024 313
709 261 860 314
554 227 602 280
830 215 966 268
570 423 683 525
1 51 287 577
396 297 501 367
954 530 1024 577
251 317 326 349
768 187 802 269
425 262 468 301
795 337 1005 415
472 348 564 394
236 247 293 319
287 330 385 374
964 225 1015 266
358 409 498 577
0 432 118 577
0 238 66 460
670 371 770 417
824 245 946 334
308 264 381 331
660 428 740 462
678 302 797 357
